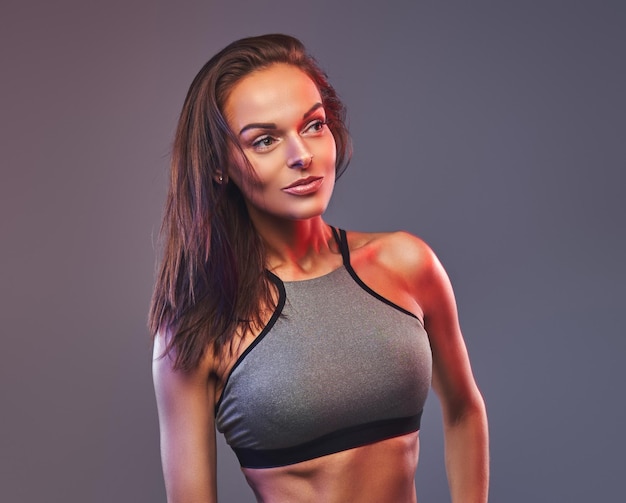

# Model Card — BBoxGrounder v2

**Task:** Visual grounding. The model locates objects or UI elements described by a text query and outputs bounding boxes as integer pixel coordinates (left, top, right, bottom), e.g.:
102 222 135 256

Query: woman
150 34 488 503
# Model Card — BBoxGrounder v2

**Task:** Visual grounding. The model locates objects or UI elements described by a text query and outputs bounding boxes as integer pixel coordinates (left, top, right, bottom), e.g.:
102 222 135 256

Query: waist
242 431 420 503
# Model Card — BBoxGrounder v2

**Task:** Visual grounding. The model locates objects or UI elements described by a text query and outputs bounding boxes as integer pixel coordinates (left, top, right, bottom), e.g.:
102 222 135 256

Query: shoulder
346 229 439 277
345 229 448 312
152 329 218 387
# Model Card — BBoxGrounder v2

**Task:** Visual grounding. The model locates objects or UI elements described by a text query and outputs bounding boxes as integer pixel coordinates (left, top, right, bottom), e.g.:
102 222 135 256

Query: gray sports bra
215 228 432 468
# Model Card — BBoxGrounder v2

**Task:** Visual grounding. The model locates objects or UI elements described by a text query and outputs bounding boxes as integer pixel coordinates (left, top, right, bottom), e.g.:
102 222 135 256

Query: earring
219 175 223 182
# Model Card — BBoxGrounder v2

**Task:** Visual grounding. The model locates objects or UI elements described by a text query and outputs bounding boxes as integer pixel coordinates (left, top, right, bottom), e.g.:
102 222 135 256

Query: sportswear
215 228 432 468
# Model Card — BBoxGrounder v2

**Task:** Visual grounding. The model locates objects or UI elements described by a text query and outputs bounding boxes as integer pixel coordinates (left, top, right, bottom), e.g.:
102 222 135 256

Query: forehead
224 64 322 128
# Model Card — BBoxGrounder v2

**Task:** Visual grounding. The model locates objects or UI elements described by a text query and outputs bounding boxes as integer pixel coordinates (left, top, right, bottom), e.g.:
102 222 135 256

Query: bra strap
330 226 351 267
330 225 420 321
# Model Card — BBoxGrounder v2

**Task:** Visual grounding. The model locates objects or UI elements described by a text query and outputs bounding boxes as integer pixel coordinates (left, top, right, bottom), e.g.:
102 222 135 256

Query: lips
282 176 324 195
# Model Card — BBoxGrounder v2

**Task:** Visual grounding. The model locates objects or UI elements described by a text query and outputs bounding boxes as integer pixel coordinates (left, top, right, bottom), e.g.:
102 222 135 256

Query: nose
287 137 313 169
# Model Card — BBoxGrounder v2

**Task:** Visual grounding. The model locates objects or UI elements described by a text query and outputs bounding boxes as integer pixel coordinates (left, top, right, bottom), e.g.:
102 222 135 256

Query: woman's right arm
152 332 218 503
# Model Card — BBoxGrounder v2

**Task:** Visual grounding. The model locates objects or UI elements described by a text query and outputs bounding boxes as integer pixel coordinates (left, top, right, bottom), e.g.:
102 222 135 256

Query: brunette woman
150 34 489 503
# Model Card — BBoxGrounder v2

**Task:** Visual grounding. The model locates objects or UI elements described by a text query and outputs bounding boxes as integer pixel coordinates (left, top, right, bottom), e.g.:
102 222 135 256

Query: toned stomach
242 431 420 503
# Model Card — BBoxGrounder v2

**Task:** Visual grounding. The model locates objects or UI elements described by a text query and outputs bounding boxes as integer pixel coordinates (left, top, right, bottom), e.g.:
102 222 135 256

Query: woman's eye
252 136 276 149
304 119 326 134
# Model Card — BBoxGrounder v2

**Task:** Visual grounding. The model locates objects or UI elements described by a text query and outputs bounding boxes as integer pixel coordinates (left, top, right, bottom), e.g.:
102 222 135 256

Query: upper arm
152 333 218 503
422 250 484 422
386 233 485 423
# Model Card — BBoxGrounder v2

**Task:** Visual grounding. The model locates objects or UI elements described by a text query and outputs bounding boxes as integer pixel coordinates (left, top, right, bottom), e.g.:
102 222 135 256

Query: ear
214 172 227 184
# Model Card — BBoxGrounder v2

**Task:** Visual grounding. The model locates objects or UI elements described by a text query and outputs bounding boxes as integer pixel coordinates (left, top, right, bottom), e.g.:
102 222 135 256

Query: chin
285 202 330 221
288 209 326 221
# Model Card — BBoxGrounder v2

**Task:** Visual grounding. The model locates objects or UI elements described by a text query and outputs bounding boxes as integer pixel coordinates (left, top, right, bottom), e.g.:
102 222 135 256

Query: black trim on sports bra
330 226 420 321
214 271 286 414
234 413 422 469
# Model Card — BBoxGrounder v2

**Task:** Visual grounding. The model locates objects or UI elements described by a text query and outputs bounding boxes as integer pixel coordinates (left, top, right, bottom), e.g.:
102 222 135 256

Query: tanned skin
153 64 489 503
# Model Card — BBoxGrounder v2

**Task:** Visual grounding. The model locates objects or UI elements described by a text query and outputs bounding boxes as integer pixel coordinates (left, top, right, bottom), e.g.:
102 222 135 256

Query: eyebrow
238 102 324 136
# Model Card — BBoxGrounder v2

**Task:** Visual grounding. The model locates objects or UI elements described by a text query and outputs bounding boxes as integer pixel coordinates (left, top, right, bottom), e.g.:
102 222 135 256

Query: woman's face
223 63 337 224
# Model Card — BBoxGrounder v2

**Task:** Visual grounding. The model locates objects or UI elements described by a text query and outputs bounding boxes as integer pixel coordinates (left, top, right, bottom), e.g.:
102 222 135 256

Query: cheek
230 155 280 201
225 147 247 184
227 149 265 191
320 134 337 167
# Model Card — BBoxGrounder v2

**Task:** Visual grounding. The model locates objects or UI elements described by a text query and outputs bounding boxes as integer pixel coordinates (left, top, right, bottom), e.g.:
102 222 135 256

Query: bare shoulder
346 229 440 281
344 229 447 316
152 330 217 389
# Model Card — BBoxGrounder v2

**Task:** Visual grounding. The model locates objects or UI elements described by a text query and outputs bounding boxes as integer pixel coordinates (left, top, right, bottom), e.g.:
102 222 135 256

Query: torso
243 431 420 503
212 228 432 502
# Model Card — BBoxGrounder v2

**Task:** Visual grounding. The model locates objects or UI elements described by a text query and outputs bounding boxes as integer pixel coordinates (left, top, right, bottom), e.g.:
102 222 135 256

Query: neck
251 215 337 275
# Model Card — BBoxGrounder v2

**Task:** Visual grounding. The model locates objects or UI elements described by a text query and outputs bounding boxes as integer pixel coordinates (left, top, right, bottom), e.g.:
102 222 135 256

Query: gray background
1 1 624 501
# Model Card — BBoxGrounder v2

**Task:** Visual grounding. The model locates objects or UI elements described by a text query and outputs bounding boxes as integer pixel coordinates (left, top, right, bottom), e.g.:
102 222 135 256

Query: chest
215 267 432 450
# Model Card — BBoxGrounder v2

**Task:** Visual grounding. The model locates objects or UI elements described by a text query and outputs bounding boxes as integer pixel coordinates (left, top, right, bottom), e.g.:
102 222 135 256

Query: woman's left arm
396 234 489 502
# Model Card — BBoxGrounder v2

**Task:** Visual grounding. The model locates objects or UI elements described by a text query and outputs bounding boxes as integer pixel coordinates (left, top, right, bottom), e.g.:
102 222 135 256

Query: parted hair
148 34 352 371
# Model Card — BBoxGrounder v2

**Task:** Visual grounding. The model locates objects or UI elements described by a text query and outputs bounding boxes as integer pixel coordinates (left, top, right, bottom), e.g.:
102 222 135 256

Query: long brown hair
149 34 352 371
